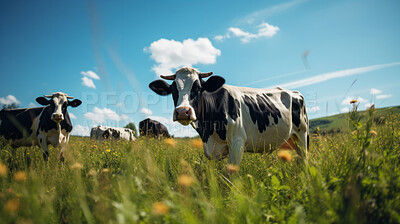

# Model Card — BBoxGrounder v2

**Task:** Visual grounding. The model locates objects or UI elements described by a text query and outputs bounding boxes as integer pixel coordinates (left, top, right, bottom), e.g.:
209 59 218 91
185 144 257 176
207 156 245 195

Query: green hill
309 105 400 133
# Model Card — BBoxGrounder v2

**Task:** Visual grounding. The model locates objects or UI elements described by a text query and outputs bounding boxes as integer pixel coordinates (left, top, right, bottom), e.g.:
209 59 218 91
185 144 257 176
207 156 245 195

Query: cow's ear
149 80 172 96
68 99 82 107
203 76 225 92
36 97 50 105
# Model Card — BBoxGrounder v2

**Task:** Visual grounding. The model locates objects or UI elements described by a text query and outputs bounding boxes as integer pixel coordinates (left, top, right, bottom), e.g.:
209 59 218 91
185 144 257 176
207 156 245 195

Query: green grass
0 108 400 223
310 105 400 132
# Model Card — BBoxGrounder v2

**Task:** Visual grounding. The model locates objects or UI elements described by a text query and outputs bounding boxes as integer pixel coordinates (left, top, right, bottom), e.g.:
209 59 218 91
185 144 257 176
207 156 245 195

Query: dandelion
350 100 358 104
164 138 176 147
14 171 27 182
5 199 20 213
227 164 239 173
191 139 203 148
370 130 377 137
277 150 293 162
152 202 169 215
0 162 7 177
177 174 194 187
71 163 83 170
106 149 111 153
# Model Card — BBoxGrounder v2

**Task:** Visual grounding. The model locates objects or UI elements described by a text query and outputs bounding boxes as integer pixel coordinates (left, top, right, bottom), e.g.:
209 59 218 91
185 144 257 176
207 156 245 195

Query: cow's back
0 108 43 142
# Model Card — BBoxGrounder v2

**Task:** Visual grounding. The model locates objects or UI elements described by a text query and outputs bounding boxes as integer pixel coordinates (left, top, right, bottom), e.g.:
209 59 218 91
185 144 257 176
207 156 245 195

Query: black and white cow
90 125 136 141
0 92 82 161
139 118 171 138
149 67 309 166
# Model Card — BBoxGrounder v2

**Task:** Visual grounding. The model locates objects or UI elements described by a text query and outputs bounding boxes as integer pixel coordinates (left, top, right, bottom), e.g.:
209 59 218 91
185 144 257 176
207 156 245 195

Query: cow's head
149 67 225 126
36 92 82 123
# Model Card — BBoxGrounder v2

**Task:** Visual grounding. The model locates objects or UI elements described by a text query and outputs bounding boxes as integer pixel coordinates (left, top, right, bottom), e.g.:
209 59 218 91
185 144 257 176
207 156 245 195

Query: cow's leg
38 134 49 161
228 137 245 166
296 131 308 158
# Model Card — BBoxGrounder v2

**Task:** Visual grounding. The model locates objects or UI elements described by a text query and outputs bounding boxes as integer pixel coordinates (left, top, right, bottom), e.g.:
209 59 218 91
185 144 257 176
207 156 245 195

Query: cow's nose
174 107 192 120
52 113 63 122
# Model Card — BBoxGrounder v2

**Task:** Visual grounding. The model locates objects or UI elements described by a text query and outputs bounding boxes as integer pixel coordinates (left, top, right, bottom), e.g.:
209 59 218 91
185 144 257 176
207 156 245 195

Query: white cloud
0 95 20 105
218 22 279 43
376 94 392 99
28 102 37 108
140 108 153 115
84 107 128 123
341 96 367 105
370 88 382 95
144 37 221 76
276 62 400 89
81 76 96 89
307 106 320 113
69 113 77 119
71 124 90 136
341 107 350 113
81 70 100 80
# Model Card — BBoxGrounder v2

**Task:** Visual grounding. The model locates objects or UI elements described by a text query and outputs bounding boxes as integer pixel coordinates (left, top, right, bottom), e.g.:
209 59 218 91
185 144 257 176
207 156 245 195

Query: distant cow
90 125 136 141
139 118 170 138
149 67 309 166
0 92 82 161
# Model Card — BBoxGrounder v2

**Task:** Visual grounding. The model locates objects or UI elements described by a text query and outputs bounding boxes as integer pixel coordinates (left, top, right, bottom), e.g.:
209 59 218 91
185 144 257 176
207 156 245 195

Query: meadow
0 107 399 224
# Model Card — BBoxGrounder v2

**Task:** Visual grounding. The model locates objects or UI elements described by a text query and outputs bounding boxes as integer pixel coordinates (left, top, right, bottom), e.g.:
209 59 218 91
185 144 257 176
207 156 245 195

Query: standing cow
0 92 82 161
90 125 136 141
149 67 309 166
139 118 170 138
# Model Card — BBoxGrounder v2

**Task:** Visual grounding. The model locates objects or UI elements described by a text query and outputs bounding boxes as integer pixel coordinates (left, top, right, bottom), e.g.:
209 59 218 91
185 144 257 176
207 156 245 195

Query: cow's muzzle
174 106 195 125
52 113 64 122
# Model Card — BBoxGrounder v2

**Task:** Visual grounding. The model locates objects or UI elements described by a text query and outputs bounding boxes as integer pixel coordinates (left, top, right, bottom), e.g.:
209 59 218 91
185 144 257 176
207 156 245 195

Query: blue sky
1 0 399 137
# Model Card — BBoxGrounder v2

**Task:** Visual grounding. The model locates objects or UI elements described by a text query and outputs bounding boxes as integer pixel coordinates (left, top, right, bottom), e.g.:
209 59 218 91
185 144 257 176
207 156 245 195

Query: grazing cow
139 118 171 138
149 67 309 166
90 125 136 141
0 92 82 161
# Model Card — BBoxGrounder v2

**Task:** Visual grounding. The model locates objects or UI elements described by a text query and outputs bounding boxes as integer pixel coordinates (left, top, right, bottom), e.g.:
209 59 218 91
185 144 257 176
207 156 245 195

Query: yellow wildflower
277 150 293 162
152 202 169 215
350 100 358 104
164 138 176 147
227 164 239 173
14 171 27 182
5 199 20 213
177 174 194 187
191 139 203 148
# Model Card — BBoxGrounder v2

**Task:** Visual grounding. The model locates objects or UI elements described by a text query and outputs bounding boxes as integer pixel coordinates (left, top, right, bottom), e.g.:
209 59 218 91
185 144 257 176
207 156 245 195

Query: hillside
309 105 400 132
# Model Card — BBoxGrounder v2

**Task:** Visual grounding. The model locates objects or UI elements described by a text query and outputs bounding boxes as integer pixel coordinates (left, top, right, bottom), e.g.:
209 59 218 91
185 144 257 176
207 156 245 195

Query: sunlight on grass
0 109 399 223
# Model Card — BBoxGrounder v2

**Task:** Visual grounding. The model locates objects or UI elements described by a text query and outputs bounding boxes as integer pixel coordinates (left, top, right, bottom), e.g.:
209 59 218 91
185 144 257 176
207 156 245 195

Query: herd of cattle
0 67 309 166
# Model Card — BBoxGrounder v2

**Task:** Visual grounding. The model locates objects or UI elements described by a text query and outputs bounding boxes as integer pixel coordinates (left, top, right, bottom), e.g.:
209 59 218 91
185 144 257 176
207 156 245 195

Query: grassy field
0 108 399 224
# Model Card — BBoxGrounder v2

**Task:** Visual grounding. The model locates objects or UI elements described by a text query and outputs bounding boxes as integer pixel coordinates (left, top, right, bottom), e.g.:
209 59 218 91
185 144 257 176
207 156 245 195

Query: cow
0 92 82 161
139 118 171 138
90 125 136 141
149 67 309 166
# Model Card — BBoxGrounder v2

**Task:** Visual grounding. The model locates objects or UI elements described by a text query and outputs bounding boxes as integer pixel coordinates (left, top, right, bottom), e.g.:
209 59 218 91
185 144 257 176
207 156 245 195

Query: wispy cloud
215 22 279 43
276 62 400 89
81 70 100 80
140 108 152 115
81 76 96 89
0 95 20 105
240 0 306 25
69 113 77 119
370 88 382 95
376 94 392 99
